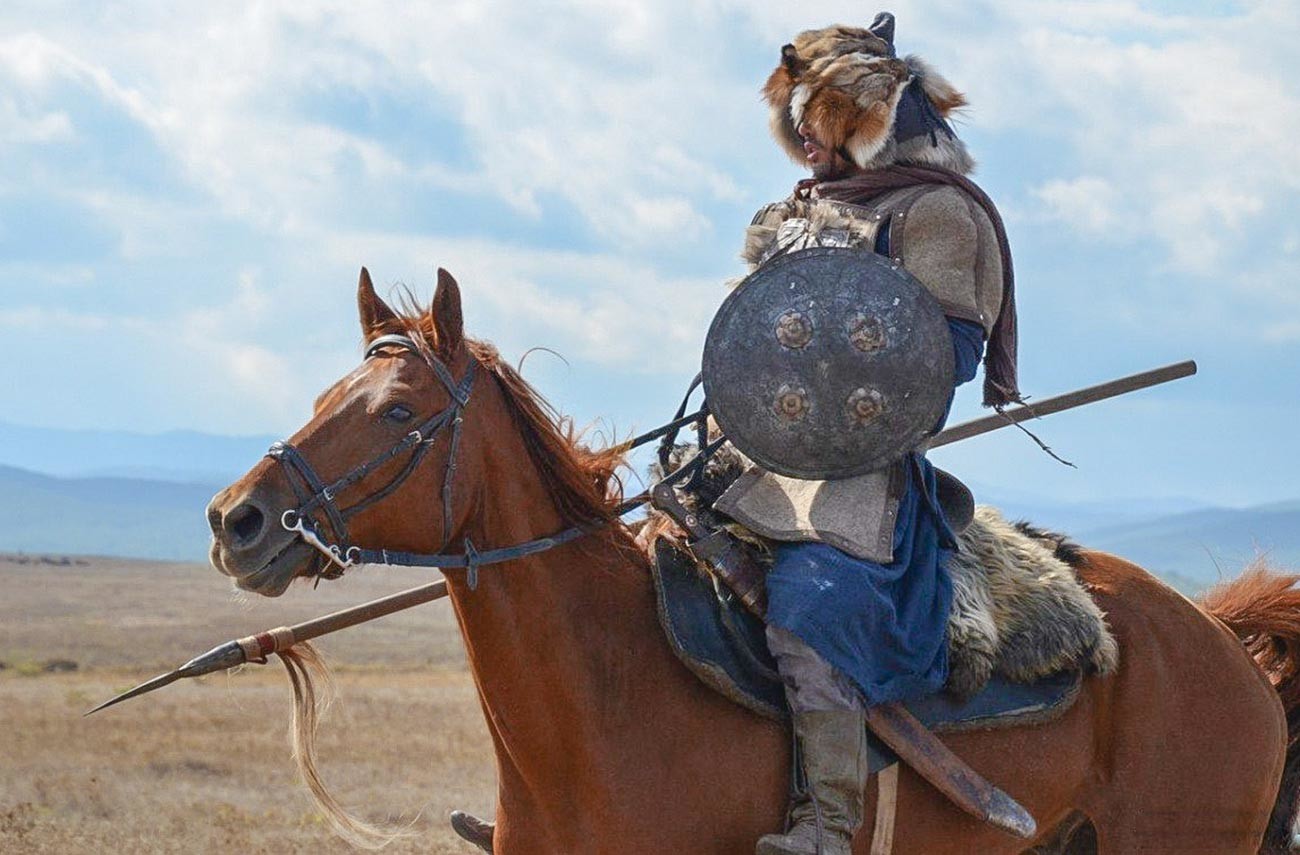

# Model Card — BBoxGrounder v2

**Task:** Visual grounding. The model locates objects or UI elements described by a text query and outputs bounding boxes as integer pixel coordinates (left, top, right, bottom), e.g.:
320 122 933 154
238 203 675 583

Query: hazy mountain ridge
0 462 1296 592
1074 503 1300 591
0 422 1295 590
973 484 1212 536
0 465 217 561
0 419 274 484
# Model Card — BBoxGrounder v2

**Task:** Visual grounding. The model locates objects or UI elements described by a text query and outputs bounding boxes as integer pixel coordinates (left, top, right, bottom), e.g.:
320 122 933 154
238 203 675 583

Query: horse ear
357 267 398 341
431 267 464 354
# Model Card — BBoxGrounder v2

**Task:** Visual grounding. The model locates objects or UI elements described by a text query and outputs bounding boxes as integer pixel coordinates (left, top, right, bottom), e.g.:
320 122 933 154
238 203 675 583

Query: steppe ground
0 553 495 853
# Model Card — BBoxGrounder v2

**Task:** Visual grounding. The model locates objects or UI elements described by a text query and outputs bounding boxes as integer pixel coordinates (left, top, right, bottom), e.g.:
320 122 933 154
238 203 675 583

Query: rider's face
798 122 856 181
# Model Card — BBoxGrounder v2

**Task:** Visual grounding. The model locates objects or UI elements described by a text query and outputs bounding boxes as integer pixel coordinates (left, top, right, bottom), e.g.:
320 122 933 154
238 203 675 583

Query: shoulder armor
894 186 1002 333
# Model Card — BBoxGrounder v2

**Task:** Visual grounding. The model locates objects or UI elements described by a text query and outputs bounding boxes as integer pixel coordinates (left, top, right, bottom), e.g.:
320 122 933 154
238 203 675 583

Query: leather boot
449 810 495 852
756 709 869 855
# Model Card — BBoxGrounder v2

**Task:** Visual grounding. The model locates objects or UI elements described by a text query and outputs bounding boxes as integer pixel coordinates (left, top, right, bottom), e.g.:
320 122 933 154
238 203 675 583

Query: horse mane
376 301 629 529
466 338 628 525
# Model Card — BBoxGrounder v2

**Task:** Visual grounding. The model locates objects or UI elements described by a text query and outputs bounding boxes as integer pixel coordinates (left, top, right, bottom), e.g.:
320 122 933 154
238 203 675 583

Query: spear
931 359 1197 448
85 579 449 715
86 359 1196 715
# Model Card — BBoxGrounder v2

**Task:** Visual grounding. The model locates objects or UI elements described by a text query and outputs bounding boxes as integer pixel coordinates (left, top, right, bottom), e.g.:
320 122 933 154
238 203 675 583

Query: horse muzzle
207 490 312 596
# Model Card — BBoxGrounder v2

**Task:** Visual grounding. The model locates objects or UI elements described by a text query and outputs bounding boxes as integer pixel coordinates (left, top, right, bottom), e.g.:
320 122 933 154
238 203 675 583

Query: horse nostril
224 503 266 548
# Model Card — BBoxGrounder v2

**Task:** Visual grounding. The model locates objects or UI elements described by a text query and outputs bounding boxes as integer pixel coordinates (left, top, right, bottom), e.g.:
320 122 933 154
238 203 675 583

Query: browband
365 334 421 359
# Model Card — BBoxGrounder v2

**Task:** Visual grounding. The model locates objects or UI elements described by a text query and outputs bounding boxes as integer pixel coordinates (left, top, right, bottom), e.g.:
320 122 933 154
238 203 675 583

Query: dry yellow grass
0 554 496 854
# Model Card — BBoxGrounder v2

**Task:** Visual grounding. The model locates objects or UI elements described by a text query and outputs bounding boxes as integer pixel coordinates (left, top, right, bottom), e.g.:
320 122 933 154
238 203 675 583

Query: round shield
702 246 954 480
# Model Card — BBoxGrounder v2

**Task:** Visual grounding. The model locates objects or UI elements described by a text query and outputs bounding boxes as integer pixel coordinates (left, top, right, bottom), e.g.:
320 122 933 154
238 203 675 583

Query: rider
724 14 1021 855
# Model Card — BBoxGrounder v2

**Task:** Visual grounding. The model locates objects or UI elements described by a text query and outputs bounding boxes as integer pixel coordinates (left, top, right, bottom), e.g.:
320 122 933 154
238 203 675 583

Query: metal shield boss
702 247 954 480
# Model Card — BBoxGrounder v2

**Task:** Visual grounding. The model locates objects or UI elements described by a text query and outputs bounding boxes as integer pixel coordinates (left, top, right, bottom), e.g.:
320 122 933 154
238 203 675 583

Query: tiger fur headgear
763 12 974 174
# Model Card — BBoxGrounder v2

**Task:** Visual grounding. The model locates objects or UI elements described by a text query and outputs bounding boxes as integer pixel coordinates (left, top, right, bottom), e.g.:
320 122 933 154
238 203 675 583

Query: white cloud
0 97 73 144
1002 3 1298 271
321 230 723 374
0 3 761 248
0 0 1296 445
0 32 162 132
1263 320 1300 342
3 2 1294 271
1033 176 1120 234
0 306 109 331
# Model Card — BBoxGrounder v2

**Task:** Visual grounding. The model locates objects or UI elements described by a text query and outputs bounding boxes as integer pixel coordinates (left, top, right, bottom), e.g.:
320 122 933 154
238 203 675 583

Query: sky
0 0 1296 507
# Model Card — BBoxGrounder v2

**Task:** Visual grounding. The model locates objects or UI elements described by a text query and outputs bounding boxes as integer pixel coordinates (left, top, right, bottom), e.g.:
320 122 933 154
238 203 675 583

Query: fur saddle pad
943 505 1118 696
651 538 1085 771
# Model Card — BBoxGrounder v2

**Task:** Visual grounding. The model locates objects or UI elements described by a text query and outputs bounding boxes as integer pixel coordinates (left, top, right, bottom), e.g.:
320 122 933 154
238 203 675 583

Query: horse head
207 266 478 596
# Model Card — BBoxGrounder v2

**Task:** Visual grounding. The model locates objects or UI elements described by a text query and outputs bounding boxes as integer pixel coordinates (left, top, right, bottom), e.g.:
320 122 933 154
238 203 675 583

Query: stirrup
450 809 495 852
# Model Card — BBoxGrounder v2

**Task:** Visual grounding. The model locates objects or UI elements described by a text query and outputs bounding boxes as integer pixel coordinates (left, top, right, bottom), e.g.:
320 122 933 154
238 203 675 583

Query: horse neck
445 396 671 811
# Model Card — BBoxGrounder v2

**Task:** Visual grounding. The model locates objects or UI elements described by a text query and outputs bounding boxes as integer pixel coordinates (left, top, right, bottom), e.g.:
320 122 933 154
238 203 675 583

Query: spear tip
83 670 184 716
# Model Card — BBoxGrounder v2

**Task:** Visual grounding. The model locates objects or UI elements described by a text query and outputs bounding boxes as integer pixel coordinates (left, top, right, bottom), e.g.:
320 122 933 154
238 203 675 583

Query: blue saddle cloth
650 540 1082 772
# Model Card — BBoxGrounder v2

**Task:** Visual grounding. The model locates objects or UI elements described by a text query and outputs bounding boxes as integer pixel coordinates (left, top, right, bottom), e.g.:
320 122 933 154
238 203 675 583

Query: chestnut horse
207 268 1300 854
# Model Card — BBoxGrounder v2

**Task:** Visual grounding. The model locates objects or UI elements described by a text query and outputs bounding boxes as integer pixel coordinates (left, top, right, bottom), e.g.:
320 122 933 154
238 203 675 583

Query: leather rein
266 333 703 589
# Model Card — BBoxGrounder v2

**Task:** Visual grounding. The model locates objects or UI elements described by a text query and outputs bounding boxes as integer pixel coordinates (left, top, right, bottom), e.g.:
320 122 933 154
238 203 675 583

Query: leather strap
870 764 899 855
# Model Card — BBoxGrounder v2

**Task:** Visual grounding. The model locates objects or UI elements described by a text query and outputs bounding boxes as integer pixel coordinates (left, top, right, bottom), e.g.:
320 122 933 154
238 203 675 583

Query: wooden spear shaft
270 578 449 645
931 359 1197 449
85 579 449 715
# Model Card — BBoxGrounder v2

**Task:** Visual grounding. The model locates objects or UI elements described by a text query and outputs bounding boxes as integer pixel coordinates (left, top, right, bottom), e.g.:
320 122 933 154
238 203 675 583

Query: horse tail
1200 565 1300 854
277 642 417 849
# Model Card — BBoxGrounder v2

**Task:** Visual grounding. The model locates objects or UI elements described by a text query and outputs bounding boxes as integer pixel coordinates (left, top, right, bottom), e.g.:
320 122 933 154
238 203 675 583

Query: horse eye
384 404 414 423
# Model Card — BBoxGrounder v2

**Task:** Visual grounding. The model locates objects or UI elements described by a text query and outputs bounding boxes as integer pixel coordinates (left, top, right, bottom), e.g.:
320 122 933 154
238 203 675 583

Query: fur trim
741 222 778 272
1012 520 1088 570
645 449 1119 698
907 55 967 115
740 197 878 270
762 26 974 174
945 507 1120 697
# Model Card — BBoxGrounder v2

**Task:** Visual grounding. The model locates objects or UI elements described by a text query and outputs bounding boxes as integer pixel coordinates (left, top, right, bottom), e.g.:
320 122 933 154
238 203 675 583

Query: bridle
266 333 698 589
266 334 475 579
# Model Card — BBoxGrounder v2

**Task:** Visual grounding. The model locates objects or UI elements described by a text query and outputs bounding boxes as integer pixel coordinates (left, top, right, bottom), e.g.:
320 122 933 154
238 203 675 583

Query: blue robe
764 319 985 706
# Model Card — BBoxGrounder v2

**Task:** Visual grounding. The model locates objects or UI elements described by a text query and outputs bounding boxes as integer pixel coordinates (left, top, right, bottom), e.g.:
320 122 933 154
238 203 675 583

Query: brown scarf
803 165 1021 408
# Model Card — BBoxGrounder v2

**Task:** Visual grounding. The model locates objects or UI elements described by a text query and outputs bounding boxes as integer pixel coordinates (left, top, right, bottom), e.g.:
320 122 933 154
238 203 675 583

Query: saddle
650 539 1087 773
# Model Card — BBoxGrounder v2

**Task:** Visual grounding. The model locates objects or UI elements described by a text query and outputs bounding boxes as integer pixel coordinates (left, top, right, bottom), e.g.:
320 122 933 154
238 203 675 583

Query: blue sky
0 1 1296 506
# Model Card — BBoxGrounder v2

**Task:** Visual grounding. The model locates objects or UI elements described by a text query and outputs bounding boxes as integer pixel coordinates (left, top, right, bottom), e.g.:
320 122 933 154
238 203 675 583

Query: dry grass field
0 553 497 853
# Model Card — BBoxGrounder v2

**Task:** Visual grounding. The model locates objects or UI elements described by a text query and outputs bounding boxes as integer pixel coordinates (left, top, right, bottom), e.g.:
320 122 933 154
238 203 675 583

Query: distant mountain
0 465 216 561
1074 501 1300 592
0 416 1296 591
970 481 1211 535
0 419 274 484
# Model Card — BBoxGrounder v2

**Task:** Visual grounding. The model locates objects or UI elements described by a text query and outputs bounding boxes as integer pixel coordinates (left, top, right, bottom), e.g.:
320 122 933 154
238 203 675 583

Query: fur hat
762 13 974 174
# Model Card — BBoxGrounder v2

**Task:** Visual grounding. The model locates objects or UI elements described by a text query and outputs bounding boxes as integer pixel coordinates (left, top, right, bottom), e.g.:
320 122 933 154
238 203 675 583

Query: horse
206 267 1300 854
